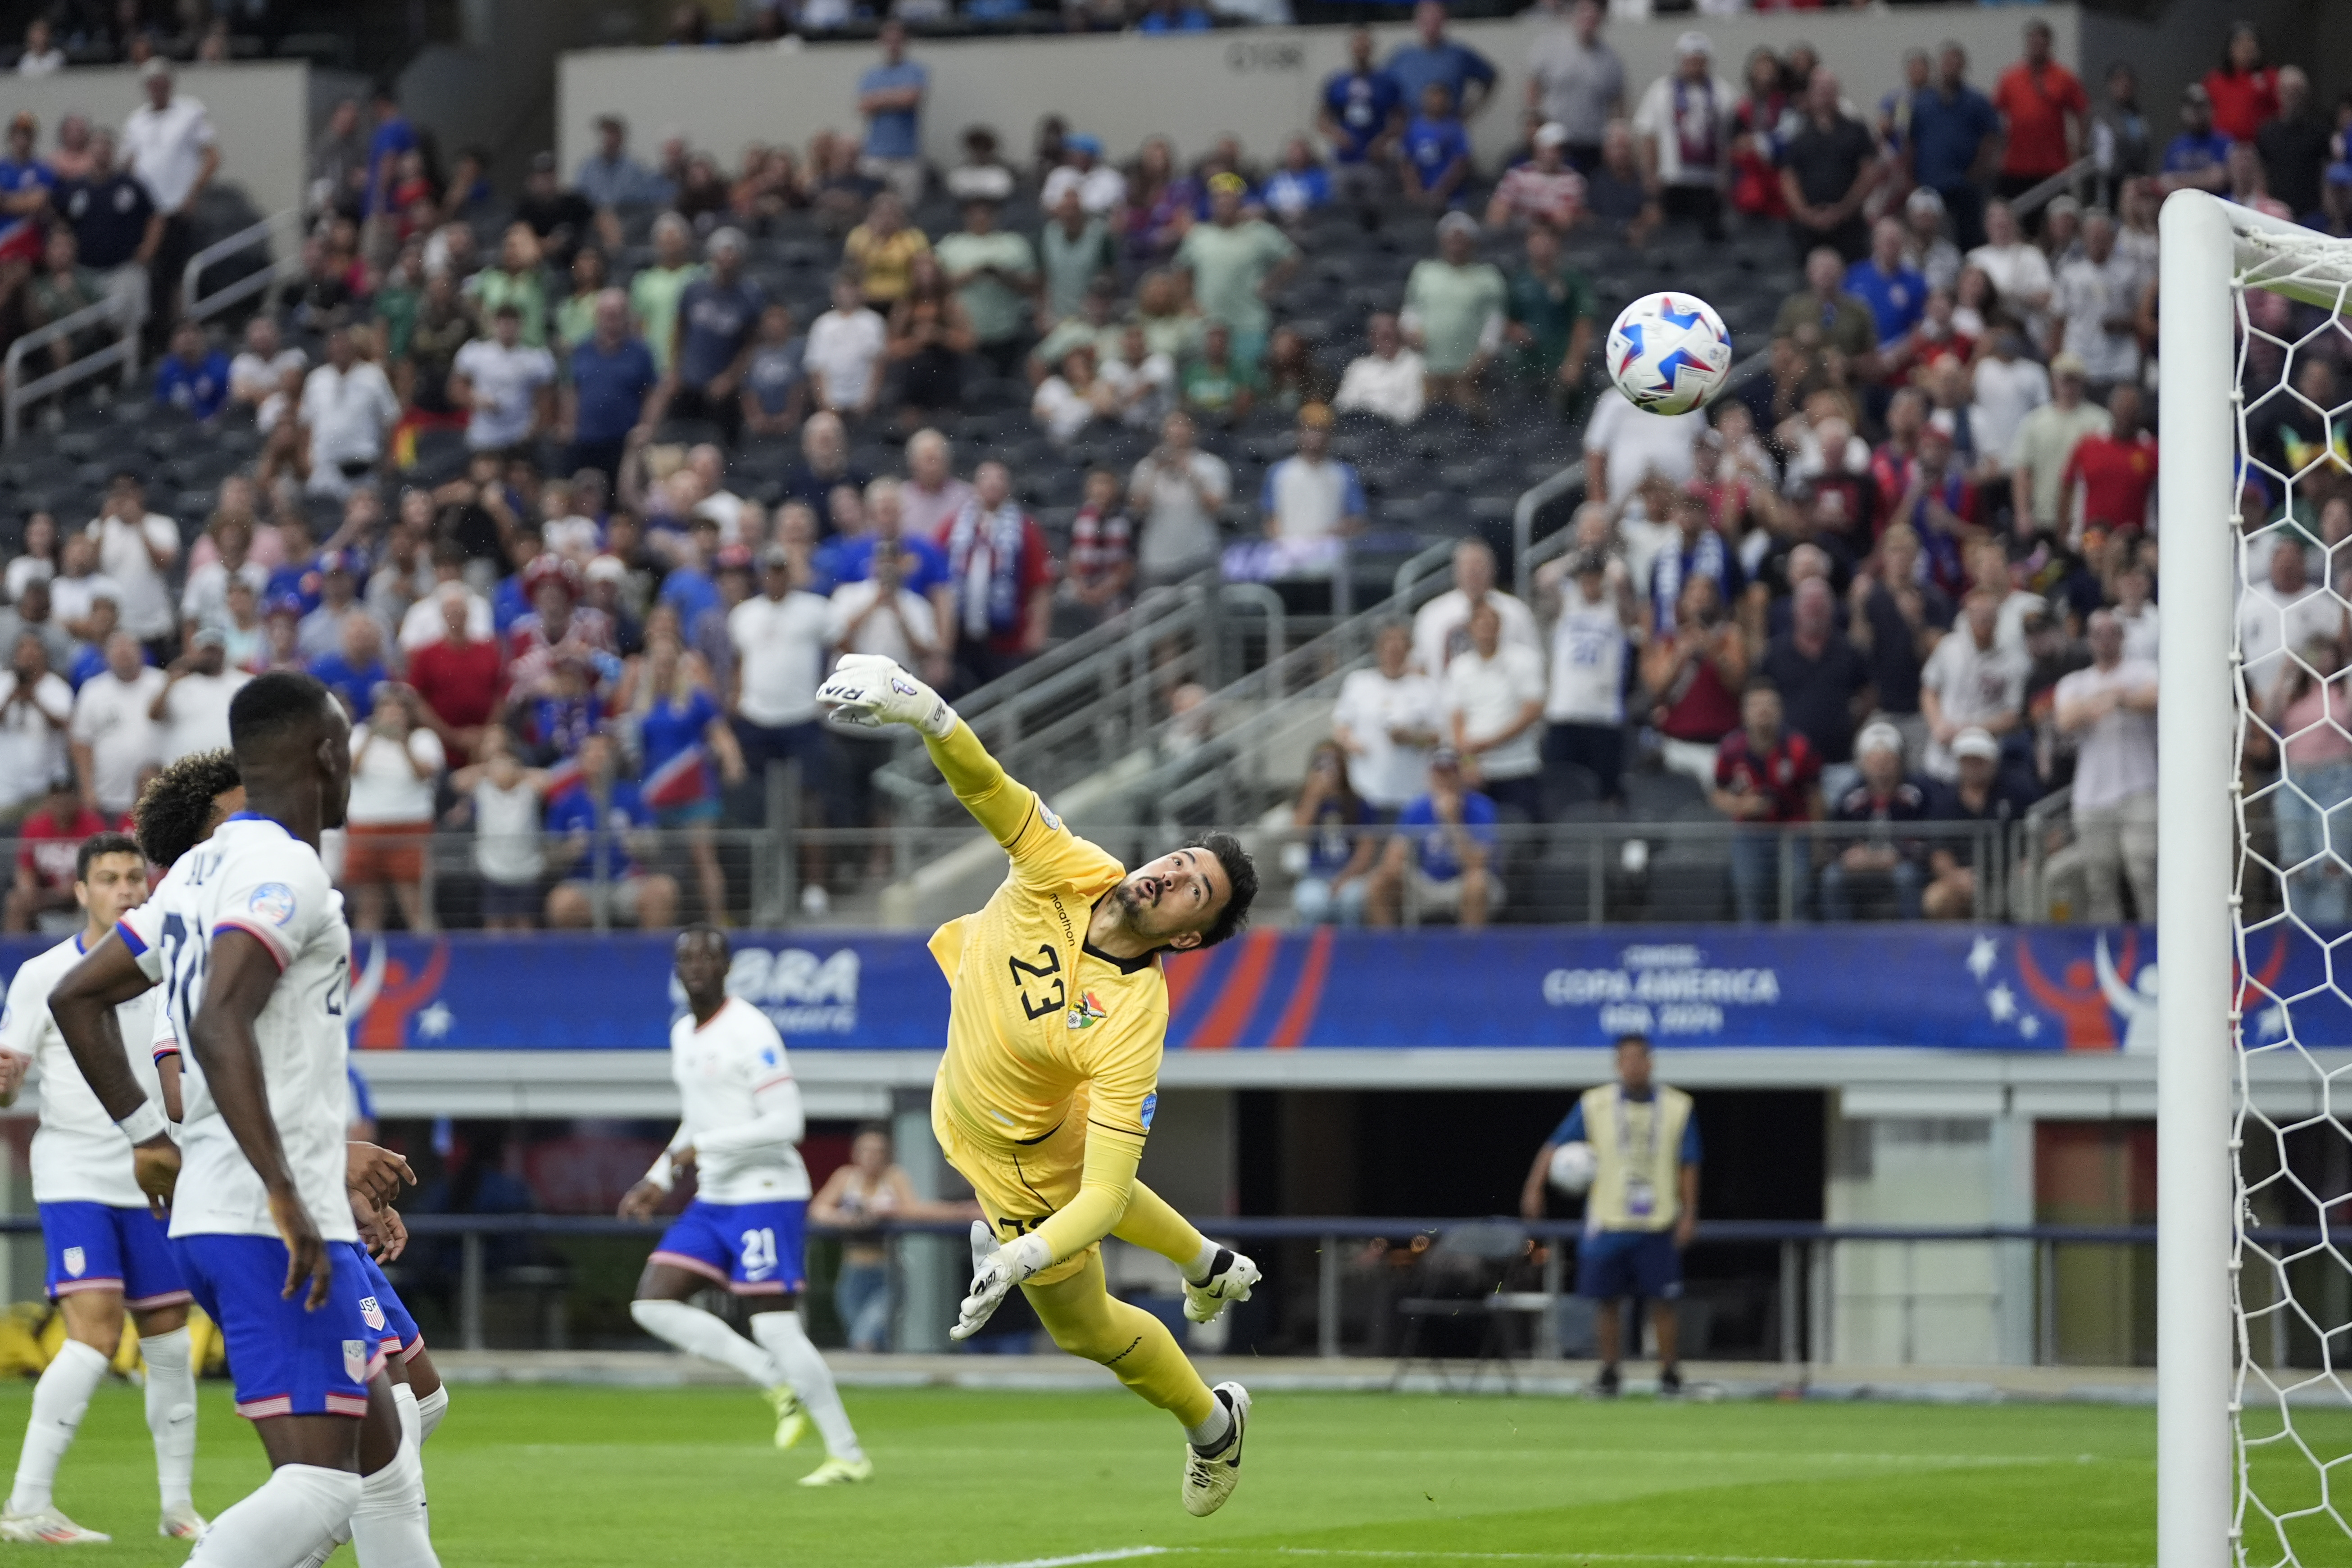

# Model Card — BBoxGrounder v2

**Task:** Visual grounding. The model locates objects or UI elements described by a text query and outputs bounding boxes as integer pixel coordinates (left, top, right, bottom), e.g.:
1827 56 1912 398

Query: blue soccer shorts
650 1198 808 1296
40 1201 191 1310
176 1234 383 1418
355 1249 423 1362
1576 1229 1684 1302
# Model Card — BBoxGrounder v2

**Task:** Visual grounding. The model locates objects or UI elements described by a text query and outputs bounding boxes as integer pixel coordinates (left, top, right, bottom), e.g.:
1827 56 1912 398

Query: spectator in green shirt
371 240 426 362
1038 186 1118 331
1770 245 1879 364
628 212 705 377
553 246 608 353
1171 172 1299 373
467 222 551 348
1403 212 1508 417
1180 321 1258 429
26 229 109 373
1503 223 1598 415
935 197 1040 380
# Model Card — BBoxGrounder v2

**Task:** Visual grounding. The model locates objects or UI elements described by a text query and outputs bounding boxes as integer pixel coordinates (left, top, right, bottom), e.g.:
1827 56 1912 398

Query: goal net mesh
2231 222 2352 1566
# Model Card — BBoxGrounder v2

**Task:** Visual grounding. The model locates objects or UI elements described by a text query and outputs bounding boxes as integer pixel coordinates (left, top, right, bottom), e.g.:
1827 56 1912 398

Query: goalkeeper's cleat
1180 1382 1250 1518
157 1504 207 1541
1183 1247 1260 1325
764 1385 808 1450
797 1456 874 1487
0 1507 110 1544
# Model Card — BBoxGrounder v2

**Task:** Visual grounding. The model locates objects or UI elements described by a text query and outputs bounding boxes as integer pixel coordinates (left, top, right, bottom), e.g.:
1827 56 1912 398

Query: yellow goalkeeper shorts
932 1092 1097 1287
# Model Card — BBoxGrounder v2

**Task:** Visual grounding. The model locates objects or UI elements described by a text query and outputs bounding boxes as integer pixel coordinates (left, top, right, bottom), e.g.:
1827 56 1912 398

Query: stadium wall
556 4 2090 180
0 61 309 222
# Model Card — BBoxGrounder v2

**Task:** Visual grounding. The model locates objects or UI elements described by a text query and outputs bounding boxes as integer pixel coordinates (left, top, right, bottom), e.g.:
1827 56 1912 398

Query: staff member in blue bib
1521 1033 1700 1397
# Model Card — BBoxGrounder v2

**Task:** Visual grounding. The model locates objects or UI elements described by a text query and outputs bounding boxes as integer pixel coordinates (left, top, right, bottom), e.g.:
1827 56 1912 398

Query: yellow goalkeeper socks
1113 1181 1217 1282
1024 1254 1217 1430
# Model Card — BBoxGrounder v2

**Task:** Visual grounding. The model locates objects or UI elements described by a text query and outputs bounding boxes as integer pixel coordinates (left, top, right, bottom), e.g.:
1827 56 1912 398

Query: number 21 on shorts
739 1228 778 1281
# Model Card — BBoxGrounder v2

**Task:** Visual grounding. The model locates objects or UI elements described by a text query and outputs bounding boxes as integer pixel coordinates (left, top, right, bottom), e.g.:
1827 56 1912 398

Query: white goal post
2161 190 2352 1568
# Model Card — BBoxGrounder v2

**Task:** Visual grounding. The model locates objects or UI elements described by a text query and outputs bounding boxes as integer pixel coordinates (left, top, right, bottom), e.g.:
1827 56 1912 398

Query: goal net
2168 192 2352 1568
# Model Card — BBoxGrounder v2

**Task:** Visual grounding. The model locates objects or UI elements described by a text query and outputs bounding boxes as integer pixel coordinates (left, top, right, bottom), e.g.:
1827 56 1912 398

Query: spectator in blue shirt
2159 83 2232 195
0 113 55 264
153 319 230 421
1843 217 1929 348
1135 0 1211 33
577 114 671 253
857 22 929 207
816 477 951 599
1905 42 2000 249
544 729 680 929
308 603 391 722
665 227 764 444
561 288 660 488
1385 0 1497 123
363 86 416 221
1401 83 1475 212
1318 27 1406 211
1367 749 1499 927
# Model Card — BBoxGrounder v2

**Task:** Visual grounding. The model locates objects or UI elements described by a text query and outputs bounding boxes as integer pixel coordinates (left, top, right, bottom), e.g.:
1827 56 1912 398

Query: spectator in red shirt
1711 680 1822 923
408 590 507 762
1063 467 1135 626
938 459 1054 693
5 775 108 932
2062 383 2158 540
2202 23 2279 145
1992 19 2087 204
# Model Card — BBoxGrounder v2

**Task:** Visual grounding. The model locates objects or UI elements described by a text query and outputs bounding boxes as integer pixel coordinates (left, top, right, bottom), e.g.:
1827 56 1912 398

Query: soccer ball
1606 291 1734 416
1548 1140 1598 1195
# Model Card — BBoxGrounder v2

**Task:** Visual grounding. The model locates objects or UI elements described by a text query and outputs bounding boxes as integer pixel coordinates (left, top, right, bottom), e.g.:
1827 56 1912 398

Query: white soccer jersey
668 997 809 1205
0 933 163 1206
141 816 357 1245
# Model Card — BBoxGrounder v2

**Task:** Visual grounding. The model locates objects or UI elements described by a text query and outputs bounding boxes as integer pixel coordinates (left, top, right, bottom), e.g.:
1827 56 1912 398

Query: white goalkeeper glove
815 653 957 740
950 1221 1052 1341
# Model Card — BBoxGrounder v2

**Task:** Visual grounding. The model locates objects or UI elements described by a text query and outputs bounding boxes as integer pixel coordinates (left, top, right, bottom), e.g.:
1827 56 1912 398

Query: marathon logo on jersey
1140 1091 1157 1131
60 1247 83 1278
344 1340 368 1384
1066 990 1107 1031
360 1296 386 1333
681 947 862 1035
248 883 298 926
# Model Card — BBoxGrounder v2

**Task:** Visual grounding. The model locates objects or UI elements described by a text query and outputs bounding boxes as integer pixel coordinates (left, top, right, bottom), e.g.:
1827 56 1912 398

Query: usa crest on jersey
344 1339 368 1383
61 1246 83 1278
360 1295 387 1333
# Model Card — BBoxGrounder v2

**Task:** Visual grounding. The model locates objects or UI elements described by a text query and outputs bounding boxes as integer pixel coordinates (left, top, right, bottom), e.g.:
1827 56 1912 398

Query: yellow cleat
763 1385 807 1450
797 1456 874 1487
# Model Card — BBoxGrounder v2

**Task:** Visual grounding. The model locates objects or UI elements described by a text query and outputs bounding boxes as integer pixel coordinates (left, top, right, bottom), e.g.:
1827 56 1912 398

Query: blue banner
0 924 2334 1053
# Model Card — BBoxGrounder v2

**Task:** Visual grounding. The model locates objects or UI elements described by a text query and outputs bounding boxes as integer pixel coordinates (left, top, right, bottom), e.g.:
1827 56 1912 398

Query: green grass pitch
0 1379 2340 1566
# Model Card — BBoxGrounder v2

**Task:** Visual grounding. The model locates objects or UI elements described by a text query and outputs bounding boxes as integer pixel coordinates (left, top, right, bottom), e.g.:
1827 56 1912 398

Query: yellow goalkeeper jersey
927 765 1168 1169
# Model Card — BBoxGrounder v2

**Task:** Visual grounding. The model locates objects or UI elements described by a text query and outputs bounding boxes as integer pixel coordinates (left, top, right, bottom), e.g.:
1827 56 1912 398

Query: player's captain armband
115 1100 168 1147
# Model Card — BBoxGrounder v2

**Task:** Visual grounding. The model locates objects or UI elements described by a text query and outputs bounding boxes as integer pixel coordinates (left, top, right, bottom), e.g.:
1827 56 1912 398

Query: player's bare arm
189 928 331 1310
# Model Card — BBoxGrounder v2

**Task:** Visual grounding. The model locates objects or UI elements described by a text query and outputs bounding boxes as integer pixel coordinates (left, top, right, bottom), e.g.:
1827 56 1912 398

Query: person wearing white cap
1922 725 2019 919
1629 31 1737 241
1821 721 1933 920
1902 186 1962 294
118 59 216 342
1402 213 1506 417
1486 122 1589 231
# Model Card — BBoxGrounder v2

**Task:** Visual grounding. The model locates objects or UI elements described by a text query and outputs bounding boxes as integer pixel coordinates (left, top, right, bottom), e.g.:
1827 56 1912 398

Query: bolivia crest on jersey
1066 991 1107 1030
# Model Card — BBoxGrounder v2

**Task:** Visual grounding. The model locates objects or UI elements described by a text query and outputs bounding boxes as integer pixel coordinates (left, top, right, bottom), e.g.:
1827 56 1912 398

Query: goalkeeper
817 656 1263 1517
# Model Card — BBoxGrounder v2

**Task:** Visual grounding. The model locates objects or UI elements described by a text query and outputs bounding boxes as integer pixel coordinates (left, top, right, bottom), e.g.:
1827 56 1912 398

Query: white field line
944 1550 2146 1568
942 1550 1171 1568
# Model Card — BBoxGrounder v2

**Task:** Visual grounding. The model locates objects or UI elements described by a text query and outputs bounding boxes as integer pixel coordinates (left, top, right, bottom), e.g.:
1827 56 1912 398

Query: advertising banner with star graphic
0 926 2334 1052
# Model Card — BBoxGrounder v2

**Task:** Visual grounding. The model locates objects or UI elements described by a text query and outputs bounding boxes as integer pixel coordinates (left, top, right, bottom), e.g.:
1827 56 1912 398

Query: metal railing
0 1211 2238 1368
182 208 304 330
338 816 2029 931
1 294 141 445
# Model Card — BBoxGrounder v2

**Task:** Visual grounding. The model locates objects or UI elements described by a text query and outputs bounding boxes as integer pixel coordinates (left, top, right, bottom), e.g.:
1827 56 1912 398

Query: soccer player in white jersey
0 830 204 1545
619 924 872 1485
50 674 439 1568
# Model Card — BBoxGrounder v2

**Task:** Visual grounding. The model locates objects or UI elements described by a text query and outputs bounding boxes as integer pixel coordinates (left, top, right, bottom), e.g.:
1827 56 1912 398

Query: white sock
413 1384 448 1444
140 1326 197 1510
749 1310 863 1461
188 1464 359 1568
631 1298 778 1389
294 1524 350 1568
1184 1240 1224 1285
391 1381 421 1457
350 1436 438 1568
9 1338 108 1514
1185 1388 1234 1453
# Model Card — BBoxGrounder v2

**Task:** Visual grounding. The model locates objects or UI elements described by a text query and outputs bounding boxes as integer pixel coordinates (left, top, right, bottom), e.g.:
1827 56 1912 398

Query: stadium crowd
0 4 2333 933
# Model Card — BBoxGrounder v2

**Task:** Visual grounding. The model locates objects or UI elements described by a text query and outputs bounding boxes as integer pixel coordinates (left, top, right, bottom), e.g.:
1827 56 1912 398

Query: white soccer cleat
764 1385 808 1450
1183 1247 1260 1325
0 1507 111 1544
1180 1381 1250 1517
157 1503 207 1540
796 1455 875 1487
